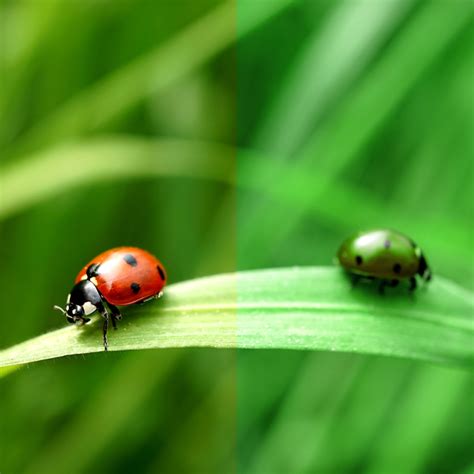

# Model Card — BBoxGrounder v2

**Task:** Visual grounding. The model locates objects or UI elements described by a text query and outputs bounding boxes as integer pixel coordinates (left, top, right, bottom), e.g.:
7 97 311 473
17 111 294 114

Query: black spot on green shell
123 254 138 267
355 255 363 265
393 263 401 274
157 265 166 280
131 282 141 294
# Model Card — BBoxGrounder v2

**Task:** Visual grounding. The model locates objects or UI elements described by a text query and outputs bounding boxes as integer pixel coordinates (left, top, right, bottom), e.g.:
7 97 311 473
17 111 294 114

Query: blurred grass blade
246 354 365 474
24 351 184 474
7 0 294 154
238 153 471 280
311 359 411 472
365 367 469 474
255 0 414 155
6 1 234 151
0 268 472 369
1 137 470 283
0 136 234 220
241 1 472 262
0 365 21 377
238 0 294 37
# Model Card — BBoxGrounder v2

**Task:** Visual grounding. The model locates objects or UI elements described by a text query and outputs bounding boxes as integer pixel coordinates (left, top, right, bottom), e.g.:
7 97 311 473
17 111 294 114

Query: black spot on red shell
157 265 166 281
131 282 141 294
123 254 138 267
393 263 401 274
384 239 391 249
355 255 363 265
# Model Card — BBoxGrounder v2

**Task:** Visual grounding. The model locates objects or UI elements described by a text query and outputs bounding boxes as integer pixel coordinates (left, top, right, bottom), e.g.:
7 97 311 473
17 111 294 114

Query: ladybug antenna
53 305 66 315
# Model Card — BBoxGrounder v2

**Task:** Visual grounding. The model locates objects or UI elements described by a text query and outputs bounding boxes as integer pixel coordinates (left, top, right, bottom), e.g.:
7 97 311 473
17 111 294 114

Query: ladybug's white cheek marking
83 302 97 315
81 274 88 281
90 277 98 286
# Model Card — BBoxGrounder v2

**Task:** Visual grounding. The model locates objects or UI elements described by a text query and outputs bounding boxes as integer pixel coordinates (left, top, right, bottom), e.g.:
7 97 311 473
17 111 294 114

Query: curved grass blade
0 267 472 370
254 0 414 155
0 136 234 220
5 0 294 155
1 136 471 285
365 367 468 474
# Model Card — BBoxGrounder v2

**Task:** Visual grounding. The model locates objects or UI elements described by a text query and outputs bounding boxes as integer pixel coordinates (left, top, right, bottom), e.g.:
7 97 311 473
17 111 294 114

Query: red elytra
54 246 167 352
75 247 167 306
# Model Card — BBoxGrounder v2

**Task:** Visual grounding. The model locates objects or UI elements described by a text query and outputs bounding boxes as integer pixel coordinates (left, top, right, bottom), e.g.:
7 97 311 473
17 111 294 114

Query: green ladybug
337 229 431 292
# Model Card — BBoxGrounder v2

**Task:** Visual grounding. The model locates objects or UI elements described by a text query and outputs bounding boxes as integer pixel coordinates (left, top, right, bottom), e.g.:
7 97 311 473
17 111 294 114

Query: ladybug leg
409 276 417 291
350 274 361 288
108 303 122 330
95 300 109 351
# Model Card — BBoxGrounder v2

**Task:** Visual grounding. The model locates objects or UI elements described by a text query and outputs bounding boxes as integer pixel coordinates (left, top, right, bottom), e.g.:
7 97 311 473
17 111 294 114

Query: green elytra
337 229 431 292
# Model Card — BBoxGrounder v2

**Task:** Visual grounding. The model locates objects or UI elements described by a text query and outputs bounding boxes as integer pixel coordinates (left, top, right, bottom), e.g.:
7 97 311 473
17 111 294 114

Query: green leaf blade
0 268 472 370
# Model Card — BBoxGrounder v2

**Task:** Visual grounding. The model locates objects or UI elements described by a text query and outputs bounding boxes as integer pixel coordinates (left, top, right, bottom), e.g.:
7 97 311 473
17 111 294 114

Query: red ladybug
54 247 167 351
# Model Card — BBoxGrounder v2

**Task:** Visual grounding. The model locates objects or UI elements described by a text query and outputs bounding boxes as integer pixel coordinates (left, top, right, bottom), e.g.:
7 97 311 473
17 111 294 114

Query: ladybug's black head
66 303 88 325
418 254 432 282
54 280 101 326
53 302 91 326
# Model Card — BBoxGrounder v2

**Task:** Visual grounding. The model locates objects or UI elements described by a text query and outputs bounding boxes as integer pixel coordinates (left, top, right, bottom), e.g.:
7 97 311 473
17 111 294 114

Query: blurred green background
1 1 473 473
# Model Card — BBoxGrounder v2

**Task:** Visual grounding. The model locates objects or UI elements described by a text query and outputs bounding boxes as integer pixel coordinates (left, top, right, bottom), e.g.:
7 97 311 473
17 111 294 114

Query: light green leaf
0 267 472 370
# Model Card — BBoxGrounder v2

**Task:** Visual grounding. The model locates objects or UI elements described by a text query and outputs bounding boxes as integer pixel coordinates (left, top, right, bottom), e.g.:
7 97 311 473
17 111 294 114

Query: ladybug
54 247 167 351
337 229 431 293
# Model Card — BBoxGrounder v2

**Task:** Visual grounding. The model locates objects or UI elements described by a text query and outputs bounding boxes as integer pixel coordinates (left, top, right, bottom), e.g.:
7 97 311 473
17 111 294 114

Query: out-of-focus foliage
0 1 238 473
0 0 472 473
237 1 473 473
